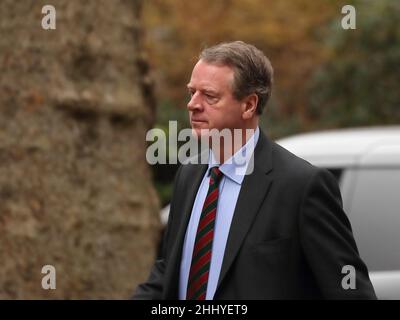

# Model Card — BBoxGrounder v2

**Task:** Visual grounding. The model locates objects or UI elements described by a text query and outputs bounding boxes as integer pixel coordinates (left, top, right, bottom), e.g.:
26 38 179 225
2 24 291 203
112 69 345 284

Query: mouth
191 118 207 124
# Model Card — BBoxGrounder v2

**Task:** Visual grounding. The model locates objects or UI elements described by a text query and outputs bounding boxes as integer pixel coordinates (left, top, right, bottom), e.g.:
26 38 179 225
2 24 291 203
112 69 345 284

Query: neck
210 125 257 164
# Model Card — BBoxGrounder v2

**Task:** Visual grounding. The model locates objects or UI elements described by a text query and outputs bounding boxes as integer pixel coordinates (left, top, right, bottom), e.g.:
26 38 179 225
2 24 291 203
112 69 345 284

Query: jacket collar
163 129 273 299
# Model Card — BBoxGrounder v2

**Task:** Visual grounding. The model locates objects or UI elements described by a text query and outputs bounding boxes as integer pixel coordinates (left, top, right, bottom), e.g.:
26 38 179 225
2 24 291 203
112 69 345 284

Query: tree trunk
0 0 160 298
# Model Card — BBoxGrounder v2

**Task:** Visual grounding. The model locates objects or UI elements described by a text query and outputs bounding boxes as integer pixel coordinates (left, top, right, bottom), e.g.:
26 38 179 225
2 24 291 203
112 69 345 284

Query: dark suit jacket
134 130 377 299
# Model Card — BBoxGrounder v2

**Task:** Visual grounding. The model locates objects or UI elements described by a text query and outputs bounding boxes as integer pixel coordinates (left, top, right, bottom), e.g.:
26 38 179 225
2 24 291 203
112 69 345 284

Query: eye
188 89 195 97
205 93 218 104
186 91 194 101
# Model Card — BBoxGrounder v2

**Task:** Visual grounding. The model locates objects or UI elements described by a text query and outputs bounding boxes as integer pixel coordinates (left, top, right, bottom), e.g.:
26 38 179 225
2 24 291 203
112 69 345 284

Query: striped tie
186 167 223 300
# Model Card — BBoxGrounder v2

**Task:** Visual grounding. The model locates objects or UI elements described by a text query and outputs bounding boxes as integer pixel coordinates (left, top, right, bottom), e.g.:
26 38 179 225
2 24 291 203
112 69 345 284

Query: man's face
187 60 245 137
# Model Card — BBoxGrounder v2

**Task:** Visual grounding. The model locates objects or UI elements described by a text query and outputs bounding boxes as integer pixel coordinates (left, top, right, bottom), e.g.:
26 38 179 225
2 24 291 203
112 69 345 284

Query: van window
348 168 400 271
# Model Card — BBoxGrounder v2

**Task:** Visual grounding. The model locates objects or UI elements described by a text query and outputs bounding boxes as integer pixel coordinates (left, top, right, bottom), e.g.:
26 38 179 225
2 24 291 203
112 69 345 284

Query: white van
160 126 400 299
277 126 400 299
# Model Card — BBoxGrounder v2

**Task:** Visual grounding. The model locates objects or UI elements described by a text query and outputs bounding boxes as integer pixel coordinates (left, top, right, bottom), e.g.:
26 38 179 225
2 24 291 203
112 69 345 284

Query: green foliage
308 0 400 128
151 99 190 206
143 0 345 133
154 180 175 207
145 0 400 204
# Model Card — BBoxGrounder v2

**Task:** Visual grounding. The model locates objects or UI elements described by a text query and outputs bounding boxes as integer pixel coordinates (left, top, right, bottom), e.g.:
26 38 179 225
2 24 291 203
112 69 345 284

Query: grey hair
199 41 273 115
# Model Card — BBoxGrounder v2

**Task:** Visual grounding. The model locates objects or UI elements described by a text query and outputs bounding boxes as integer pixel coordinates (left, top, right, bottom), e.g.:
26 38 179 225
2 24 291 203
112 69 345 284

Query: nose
187 91 203 112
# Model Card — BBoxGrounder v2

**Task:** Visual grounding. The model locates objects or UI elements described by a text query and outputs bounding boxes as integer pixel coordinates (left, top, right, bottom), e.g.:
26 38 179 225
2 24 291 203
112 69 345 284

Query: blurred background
0 0 399 298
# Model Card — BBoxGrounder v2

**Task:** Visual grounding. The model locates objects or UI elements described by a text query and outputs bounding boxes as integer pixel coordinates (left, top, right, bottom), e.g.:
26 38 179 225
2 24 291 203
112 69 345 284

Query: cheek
211 112 236 129
206 100 242 128
220 106 242 123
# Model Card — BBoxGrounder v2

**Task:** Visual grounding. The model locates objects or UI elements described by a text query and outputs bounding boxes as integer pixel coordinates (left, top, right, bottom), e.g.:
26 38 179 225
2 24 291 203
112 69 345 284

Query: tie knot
210 167 223 185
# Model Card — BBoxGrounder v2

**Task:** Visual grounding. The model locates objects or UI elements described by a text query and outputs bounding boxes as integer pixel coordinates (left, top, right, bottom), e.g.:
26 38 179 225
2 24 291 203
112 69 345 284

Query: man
134 41 376 299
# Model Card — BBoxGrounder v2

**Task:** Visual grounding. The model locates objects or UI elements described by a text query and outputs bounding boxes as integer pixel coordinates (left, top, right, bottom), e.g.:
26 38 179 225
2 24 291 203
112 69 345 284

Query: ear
242 94 258 120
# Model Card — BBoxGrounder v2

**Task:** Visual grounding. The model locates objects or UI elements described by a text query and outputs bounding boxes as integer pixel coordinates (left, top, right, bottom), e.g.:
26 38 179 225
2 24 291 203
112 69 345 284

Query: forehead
188 60 234 91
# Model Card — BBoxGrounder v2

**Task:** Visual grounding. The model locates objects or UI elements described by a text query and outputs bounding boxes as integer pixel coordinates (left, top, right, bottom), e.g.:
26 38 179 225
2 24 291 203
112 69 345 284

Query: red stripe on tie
188 249 212 281
192 228 214 260
187 271 209 300
202 188 219 210
196 292 206 300
196 208 216 236
187 167 223 300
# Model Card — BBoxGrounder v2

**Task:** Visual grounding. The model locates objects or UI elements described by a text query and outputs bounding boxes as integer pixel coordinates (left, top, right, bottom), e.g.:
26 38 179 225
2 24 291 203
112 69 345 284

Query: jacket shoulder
270 141 318 177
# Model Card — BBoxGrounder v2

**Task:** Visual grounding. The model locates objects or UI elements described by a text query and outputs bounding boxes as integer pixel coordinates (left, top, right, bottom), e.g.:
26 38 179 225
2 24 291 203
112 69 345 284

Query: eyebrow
203 89 218 95
187 85 218 95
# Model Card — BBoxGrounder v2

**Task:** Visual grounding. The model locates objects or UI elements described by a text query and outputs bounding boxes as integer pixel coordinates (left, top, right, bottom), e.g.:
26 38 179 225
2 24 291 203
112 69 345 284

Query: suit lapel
163 132 273 299
163 162 208 299
216 131 273 294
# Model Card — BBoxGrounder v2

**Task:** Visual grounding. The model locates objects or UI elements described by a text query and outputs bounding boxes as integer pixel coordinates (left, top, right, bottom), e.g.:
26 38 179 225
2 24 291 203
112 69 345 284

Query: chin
194 125 214 138
190 122 207 137
191 127 204 139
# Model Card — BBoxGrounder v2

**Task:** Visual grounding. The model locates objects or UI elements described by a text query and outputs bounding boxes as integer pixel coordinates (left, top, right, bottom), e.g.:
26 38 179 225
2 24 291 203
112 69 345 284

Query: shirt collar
208 127 260 185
